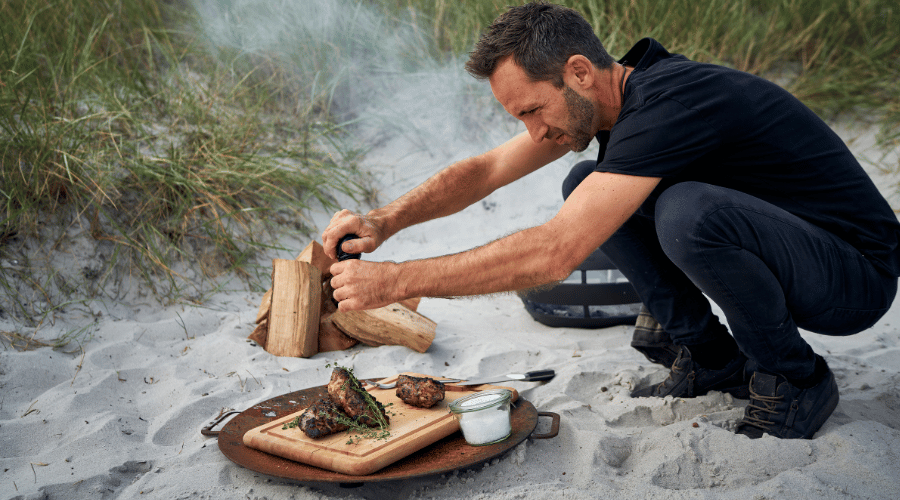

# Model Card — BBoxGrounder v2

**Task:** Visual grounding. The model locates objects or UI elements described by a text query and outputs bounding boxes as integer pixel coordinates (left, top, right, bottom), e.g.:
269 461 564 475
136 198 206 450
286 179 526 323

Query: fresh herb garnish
283 364 393 442
335 365 392 442
282 416 301 430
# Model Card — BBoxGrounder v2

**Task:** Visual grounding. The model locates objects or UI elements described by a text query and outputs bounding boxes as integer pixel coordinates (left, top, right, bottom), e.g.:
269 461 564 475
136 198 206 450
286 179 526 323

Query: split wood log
331 303 436 353
319 312 359 352
256 289 272 324
255 240 334 325
321 282 337 315
248 318 268 348
296 240 337 278
317 284 358 352
248 239 429 355
265 259 321 358
398 297 420 311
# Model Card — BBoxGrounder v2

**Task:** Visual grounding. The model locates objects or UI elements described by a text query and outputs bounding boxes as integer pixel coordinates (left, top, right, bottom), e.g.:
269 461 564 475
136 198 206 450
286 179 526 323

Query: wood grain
332 304 436 353
266 259 321 358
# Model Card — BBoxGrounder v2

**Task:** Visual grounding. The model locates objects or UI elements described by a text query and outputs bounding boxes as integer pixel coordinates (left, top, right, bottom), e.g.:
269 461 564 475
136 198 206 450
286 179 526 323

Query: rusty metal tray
203 379 559 484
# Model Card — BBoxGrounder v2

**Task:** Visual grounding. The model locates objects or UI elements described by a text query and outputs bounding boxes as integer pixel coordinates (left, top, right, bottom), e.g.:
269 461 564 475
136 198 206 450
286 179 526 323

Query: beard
561 86 596 153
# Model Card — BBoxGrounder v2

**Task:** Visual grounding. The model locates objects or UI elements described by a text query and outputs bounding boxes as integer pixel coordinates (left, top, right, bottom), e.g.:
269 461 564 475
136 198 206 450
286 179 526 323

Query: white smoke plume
191 0 589 260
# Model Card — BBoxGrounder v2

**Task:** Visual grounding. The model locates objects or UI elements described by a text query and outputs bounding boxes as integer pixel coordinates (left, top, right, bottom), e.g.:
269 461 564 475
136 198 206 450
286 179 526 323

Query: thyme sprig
283 364 394 443
283 416 301 430
333 364 393 443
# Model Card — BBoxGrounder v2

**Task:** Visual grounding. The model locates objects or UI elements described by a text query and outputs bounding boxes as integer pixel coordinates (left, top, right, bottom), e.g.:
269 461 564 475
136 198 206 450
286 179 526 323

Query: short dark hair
465 1 615 87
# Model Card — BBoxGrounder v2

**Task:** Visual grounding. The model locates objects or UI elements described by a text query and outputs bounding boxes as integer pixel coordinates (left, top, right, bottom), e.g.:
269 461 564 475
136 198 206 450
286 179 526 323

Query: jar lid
449 389 512 413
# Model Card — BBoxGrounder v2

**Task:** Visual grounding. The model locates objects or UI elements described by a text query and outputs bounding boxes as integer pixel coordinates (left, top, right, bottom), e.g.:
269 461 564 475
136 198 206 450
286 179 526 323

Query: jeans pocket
796 306 890 336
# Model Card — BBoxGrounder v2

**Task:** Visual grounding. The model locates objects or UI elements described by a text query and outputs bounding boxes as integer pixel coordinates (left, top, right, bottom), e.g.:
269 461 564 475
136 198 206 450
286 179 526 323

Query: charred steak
298 398 349 439
327 367 390 427
395 374 445 408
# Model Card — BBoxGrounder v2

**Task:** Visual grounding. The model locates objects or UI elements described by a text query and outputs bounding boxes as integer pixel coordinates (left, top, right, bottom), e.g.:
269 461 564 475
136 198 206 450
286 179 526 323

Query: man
322 2 899 439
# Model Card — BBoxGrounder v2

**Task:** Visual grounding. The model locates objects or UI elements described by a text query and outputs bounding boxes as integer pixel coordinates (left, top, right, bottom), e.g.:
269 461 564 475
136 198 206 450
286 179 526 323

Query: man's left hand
329 259 403 311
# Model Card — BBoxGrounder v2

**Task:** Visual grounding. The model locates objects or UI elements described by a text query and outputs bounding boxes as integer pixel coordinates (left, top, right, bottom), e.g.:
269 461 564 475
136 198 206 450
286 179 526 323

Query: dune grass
0 0 370 333
396 0 900 137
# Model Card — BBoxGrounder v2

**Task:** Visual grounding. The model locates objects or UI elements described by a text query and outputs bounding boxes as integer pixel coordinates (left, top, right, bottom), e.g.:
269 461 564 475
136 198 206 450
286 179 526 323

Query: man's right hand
321 209 386 260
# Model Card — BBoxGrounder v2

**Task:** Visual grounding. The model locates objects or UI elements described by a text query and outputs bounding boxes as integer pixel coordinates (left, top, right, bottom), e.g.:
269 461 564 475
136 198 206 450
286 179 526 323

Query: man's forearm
321 149 518 261
395 224 576 300
364 131 568 243
368 156 495 240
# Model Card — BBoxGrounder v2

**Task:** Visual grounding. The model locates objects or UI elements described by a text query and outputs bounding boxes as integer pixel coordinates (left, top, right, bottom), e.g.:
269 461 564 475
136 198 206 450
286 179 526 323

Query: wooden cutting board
242 373 518 476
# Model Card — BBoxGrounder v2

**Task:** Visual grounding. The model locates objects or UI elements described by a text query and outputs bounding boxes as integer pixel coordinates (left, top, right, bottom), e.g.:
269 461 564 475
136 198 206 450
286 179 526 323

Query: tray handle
201 410 242 437
530 411 560 439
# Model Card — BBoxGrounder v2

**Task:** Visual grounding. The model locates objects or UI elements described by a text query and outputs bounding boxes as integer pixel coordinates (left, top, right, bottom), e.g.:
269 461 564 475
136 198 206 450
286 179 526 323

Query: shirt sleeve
596 95 722 178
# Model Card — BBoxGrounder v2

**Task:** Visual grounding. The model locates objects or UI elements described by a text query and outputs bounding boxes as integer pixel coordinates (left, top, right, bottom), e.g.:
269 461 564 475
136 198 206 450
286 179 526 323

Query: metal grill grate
517 249 641 328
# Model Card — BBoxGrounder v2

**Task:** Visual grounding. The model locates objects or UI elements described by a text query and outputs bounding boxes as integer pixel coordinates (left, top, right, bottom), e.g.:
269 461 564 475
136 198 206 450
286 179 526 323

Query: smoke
190 0 510 151
190 0 584 260
192 0 417 102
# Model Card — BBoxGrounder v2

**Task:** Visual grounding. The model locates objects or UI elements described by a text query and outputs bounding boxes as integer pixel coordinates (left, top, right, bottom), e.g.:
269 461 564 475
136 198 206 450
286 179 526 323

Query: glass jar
449 389 512 446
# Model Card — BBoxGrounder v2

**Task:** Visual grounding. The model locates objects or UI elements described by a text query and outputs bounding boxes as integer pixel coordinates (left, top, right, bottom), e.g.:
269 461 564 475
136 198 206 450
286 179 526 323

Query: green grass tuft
1 0 371 328
395 0 899 134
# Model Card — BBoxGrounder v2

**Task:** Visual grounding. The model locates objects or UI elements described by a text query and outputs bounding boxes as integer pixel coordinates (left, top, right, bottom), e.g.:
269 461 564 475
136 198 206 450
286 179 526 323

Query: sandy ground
2 62 900 499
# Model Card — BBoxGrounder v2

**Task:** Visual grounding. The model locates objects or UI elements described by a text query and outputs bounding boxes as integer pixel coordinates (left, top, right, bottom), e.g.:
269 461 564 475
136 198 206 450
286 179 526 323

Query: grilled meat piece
298 398 349 439
327 367 389 427
395 374 445 408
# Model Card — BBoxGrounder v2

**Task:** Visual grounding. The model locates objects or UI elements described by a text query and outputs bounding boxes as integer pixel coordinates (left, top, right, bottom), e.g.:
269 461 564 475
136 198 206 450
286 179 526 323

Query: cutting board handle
530 411 560 439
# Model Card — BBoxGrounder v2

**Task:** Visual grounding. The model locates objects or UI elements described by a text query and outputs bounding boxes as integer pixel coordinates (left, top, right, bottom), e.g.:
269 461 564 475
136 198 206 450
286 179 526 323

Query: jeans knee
655 182 727 263
562 160 598 200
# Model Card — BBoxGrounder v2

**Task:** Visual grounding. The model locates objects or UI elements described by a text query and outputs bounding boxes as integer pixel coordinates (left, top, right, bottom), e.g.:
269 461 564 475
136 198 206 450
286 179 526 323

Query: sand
2 62 900 500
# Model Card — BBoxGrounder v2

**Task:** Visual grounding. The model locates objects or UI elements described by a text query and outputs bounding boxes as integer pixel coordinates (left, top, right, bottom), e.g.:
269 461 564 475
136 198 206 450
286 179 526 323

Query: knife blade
456 369 555 386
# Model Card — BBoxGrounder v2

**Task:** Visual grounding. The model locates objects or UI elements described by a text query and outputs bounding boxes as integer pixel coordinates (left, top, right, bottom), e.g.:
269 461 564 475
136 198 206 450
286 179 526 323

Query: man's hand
329 259 402 311
321 209 386 260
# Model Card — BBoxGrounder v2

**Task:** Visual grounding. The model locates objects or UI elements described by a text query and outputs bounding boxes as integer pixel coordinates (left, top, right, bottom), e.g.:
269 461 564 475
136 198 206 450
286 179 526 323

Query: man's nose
525 118 548 144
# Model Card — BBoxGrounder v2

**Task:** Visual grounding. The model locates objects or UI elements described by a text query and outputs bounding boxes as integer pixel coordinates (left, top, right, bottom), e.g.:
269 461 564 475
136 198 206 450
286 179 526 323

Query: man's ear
564 55 594 90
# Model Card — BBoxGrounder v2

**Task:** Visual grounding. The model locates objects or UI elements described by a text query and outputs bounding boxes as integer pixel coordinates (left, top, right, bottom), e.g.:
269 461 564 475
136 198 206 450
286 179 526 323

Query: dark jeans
564 160 897 380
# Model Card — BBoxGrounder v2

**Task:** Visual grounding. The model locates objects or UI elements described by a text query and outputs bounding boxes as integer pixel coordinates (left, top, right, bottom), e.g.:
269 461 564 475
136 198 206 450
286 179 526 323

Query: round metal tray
205 380 558 484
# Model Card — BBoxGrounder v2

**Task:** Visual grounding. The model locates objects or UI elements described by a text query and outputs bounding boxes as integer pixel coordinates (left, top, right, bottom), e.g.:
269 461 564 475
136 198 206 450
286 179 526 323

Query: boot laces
741 383 783 431
652 357 687 393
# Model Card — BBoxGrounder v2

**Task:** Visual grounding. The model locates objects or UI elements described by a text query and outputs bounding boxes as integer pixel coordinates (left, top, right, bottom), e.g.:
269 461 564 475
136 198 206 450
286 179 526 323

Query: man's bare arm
322 131 569 259
330 171 661 310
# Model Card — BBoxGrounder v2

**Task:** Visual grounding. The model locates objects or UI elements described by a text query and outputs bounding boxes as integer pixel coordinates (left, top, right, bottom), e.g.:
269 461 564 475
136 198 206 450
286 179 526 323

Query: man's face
489 57 597 152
